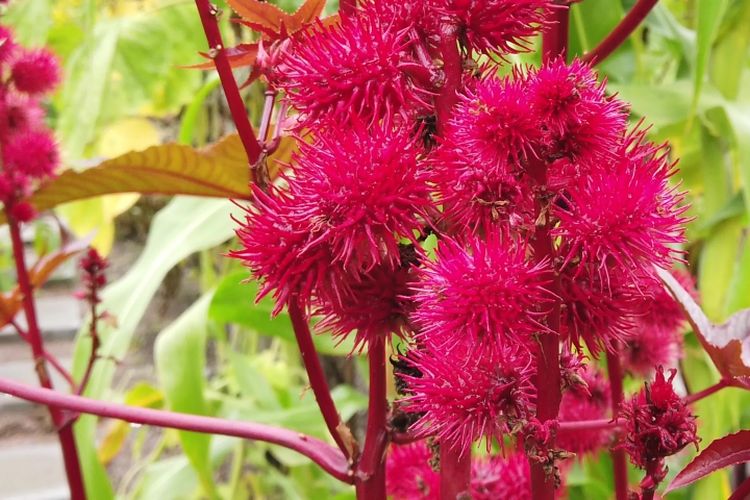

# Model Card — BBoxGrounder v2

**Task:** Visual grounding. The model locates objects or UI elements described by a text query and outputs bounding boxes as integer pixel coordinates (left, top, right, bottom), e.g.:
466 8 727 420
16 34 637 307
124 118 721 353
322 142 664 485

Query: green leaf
710 0 750 99
3 0 54 45
155 293 217 498
693 0 730 112
568 0 634 81
698 216 743 321
209 270 352 355
72 197 240 498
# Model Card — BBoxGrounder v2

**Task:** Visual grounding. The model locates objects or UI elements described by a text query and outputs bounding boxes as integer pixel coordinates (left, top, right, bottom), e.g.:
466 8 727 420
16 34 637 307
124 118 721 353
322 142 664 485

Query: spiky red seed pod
0 94 44 141
233 123 430 314
429 137 534 235
289 122 432 274
621 270 697 374
276 13 431 129
557 366 611 456
558 265 647 355
619 367 698 469
411 234 553 350
11 48 60 95
3 130 59 179
446 73 544 170
471 452 532 500
313 264 413 353
403 340 536 453
443 0 552 56
385 442 440 499
553 132 688 282
526 59 628 166
9 200 36 222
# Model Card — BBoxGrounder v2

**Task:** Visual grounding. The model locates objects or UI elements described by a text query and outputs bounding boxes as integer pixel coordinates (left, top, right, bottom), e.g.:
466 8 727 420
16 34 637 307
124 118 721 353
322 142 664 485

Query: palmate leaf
0 134 296 224
667 430 750 492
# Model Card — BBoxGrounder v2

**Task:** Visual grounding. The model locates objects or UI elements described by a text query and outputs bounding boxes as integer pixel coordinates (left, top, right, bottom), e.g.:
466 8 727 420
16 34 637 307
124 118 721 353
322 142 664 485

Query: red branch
8 216 86 500
11 320 76 390
607 348 629 500
0 376 352 483
76 282 101 396
542 3 570 62
435 28 462 135
194 0 262 183
288 298 352 460
529 8 570 498
355 336 388 499
684 378 731 405
558 418 622 432
582 0 659 65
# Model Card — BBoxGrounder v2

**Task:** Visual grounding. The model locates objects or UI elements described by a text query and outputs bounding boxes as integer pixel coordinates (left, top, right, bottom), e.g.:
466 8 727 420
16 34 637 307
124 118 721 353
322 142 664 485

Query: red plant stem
528 11 570 498
355 336 388 500
606 348 629 500
542 2 570 62
440 448 471 500
0 376 352 484
558 418 622 432
76 290 100 396
641 459 661 500
729 475 750 500
582 0 659 65
288 298 351 460
8 217 86 500
194 0 262 181
435 28 462 135
340 0 357 15
432 25 473 496
683 378 731 405
11 320 76 390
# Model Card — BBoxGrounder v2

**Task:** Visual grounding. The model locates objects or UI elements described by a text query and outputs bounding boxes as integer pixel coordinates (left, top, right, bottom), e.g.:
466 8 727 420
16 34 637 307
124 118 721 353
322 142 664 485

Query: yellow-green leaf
13 134 296 221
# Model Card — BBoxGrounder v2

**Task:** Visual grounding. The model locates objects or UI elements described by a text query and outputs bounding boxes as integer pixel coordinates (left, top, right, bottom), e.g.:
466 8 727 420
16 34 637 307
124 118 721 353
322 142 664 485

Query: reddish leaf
667 430 750 492
228 0 287 33
0 238 90 329
657 267 750 384
29 238 91 288
294 0 327 24
186 43 259 70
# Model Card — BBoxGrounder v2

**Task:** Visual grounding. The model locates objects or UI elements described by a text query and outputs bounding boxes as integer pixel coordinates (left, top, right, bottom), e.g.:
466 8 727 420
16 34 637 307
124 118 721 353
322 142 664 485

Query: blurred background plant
1 0 749 498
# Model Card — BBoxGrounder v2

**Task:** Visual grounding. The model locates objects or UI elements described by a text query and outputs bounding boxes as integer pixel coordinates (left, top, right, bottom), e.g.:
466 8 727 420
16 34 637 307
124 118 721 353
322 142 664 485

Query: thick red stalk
288 298 351 460
606 348 629 500
542 2 570 62
355 336 388 499
641 459 661 500
194 0 262 183
8 216 86 500
440 447 471 500
433 26 472 495
528 9 570 498
0 376 352 483
435 29 462 136
582 0 659 65
558 418 621 432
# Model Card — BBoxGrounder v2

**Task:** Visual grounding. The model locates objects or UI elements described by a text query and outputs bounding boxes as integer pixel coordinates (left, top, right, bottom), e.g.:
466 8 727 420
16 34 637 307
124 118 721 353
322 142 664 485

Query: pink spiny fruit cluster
0 25 60 221
232 0 691 489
